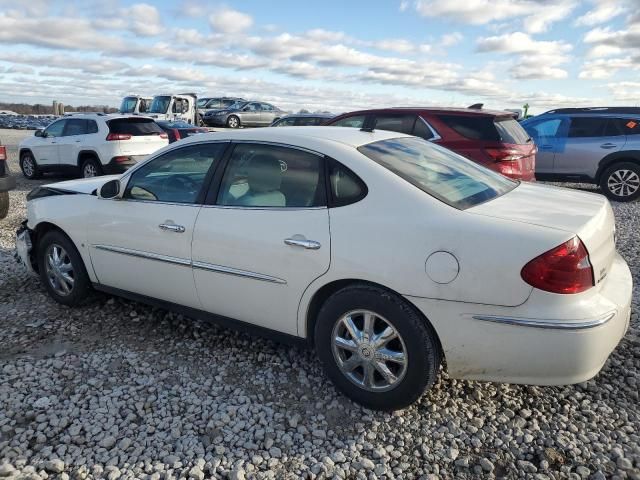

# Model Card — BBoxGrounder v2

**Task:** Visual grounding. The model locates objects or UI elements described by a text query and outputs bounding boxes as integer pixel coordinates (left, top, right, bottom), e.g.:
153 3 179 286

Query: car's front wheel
600 162 640 202
20 151 40 179
314 284 441 410
37 230 92 306
227 115 241 129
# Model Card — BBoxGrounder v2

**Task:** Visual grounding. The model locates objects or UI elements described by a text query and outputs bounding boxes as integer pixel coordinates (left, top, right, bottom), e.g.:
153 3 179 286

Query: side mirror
98 179 121 199
35 129 45 137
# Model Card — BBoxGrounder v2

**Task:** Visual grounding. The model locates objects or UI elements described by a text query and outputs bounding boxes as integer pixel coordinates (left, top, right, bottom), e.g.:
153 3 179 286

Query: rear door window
568 117 611 138
437 115 500 141
331 115 365 128
108 118 164 136
63 119 88 136
373 114 416 135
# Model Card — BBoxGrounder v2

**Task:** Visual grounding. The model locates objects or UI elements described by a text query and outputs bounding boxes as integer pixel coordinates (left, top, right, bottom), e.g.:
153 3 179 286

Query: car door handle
600 143 617 149
159 223 185 233
284 237 321 250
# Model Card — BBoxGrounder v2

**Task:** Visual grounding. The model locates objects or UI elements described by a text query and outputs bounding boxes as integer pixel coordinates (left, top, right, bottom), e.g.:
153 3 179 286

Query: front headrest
247 154 283 193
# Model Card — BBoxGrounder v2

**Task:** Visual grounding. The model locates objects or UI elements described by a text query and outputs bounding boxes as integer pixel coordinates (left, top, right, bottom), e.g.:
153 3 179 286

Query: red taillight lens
106 133 132 141
521 237 594 294
0 145 6 161
485 148 526 162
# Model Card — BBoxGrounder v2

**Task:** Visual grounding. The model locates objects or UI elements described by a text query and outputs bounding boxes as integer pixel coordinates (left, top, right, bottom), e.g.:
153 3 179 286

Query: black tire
599 162 640 202
80 157 103 178
0 192 8 219
314 284 441 410
227 115 241 129
37 230 92 306
197 113 205 127
20 151 40 179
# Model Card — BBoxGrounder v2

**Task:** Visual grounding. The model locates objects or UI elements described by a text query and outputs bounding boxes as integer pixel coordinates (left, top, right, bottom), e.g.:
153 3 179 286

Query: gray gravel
1 128 639 479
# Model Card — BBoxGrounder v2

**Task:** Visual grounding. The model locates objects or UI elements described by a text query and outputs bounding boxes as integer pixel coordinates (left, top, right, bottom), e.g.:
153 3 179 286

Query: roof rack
543 107 640 115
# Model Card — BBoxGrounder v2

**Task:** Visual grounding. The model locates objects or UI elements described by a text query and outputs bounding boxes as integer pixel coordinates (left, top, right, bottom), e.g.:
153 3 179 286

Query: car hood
469 182 616 289
44 175 120 194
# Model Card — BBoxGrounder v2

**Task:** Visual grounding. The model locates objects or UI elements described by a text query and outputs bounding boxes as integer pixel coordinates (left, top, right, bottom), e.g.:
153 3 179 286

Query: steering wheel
164 174 199 194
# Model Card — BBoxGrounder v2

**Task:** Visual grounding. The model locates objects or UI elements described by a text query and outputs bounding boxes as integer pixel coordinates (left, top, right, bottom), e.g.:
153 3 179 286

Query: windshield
120 97 138 113
149 96 171 114
358 137 517 209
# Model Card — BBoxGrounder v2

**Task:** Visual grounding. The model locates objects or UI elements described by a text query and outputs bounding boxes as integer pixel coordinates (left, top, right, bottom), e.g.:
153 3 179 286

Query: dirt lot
0 128 638 479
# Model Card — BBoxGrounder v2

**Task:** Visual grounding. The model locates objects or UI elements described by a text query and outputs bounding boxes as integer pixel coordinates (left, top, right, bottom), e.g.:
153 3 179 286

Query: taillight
0 145 6 161
521 237 594 294
171 129 179 140
106 133 132 141
485 148 526 162
160 132 169 139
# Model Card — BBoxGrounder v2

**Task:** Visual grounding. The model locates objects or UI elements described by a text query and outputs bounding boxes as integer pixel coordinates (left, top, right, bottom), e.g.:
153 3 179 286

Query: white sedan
16 127 632 410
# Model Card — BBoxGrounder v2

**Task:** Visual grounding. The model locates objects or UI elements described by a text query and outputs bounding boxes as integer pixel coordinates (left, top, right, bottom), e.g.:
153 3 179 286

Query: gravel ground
0 128 638 480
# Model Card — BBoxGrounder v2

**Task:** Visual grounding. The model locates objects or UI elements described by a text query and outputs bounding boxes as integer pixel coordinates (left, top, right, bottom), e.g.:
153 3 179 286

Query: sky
0 0 638 114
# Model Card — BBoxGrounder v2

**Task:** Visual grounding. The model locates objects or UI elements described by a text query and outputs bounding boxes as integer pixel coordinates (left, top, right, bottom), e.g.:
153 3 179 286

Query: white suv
18 114 169 179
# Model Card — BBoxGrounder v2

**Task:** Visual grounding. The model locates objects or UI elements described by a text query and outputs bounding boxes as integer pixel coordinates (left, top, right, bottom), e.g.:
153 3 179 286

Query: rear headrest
247 154 283 193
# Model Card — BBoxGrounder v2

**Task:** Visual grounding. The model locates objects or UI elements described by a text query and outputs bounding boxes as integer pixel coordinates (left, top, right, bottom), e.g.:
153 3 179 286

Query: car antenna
360 117 376 132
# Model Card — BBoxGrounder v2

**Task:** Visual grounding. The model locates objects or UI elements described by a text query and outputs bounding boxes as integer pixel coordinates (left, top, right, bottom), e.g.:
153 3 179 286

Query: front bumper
15 224 35 274
204 116 228 126
406 252 632 385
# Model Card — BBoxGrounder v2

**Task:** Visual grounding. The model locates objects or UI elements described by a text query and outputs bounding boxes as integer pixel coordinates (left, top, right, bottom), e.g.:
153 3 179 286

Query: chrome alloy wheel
83 163 97 178
22 155 35 177
44 244 74 296
331 310 408 392
608 169 640 197
228 116 239 128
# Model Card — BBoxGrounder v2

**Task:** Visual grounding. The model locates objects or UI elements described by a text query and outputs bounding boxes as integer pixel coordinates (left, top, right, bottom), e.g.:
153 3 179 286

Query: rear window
358 137 516 210
494 118 531 144
108 118 163 136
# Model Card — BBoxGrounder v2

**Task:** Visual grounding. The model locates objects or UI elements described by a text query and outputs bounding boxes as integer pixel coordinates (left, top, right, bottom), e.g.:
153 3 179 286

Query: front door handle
284 237 321 250
600 143 617 149
159 223 185 233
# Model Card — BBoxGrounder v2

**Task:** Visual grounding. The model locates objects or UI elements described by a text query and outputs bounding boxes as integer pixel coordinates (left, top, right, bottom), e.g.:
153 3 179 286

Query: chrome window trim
192 261 286 284
228 140 325 157
201 205 327 211
471 312 615 330
417 116 441 142
93 244 191 267
92 245 286 285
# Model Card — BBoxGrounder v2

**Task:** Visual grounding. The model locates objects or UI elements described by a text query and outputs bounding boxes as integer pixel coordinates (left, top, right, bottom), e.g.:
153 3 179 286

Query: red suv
325 107 536 181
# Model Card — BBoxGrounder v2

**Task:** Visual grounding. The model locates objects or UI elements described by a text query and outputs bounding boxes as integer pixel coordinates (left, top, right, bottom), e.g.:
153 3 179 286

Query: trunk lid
469 182 616 289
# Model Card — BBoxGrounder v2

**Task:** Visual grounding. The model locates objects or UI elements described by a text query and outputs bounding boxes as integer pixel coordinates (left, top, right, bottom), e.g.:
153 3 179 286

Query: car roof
279 113 334 119
334 107 514 117
177 125 408 148
61 113 153 121
541 107 640 115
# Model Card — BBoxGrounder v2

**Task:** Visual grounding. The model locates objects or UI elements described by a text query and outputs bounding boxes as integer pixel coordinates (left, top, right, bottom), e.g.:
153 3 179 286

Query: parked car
119 95 152 115
325 107 536 181
148 93 199 124
197 97 245 118
16 126 630 410
271 113 335 127
0 139 15 218
521 107 640 201
156 120 209 143
203 101 286 128
18 114 168 179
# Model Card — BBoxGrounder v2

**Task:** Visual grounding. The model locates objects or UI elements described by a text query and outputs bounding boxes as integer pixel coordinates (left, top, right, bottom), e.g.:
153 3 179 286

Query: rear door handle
284 237 321 250
600 143 617 149
159 223 185 233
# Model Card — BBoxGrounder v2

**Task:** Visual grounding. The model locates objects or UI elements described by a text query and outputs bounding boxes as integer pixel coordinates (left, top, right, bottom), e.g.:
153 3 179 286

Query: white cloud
579 57 638 78
122 3 164 36
411 0 577 33
440 32 463 47
209 8 254 34
575 0 627 27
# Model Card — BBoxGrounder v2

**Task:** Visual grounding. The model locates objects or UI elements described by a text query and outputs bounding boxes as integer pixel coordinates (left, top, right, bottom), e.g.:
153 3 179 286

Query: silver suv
522 107 640 201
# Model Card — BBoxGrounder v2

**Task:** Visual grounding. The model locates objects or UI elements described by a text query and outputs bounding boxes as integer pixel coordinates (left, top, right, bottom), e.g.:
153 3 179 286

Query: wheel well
19 148 32 159
29 222 67 272
596 157 640 183
305 279 444 359
77 151 99 168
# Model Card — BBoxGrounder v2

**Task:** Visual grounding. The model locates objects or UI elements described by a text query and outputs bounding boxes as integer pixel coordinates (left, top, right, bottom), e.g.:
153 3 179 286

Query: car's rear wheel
37 230 91 306
227 115 240 129
81 157 102 178
314 284 441 410
20 151 40 179
600 162 640 202
0 192 8 219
